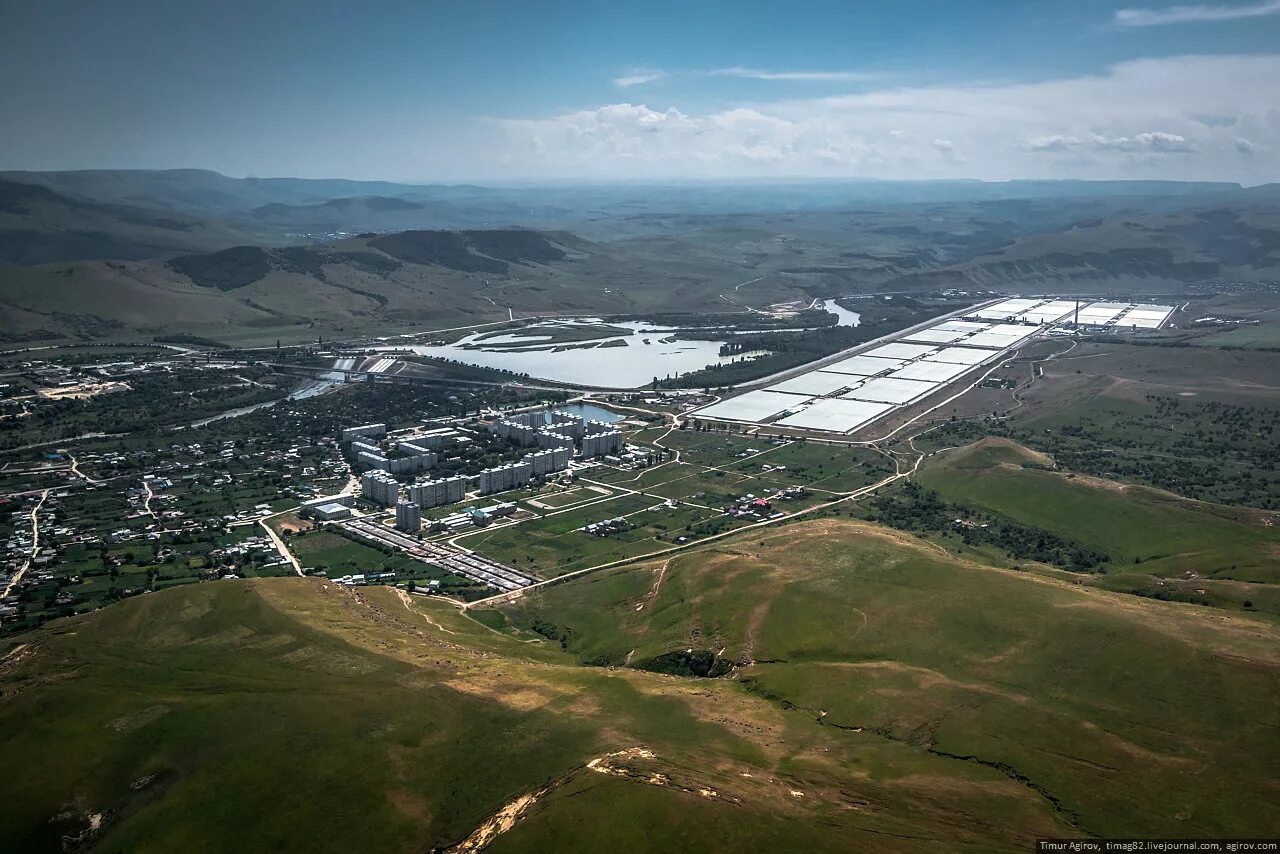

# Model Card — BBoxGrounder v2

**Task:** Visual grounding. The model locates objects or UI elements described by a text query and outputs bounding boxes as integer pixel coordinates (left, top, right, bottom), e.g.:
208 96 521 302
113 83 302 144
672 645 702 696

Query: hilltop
1 517 1276 851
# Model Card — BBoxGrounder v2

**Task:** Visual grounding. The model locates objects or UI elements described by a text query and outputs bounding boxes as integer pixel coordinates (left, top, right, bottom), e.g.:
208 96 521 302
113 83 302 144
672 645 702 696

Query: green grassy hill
497 520 1280 842
915 437 1280 612
3 512 1277 850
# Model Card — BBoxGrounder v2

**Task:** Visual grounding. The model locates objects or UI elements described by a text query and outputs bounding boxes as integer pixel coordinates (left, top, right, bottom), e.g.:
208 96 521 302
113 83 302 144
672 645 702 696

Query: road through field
1 489 50 599
260 517 304 577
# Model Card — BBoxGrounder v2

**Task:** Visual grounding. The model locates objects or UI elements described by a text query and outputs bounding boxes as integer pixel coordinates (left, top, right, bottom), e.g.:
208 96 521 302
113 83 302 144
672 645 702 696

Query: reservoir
377 303 861 389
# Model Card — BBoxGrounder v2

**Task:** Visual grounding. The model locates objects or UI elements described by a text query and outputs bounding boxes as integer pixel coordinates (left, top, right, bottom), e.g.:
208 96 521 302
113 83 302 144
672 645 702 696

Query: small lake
818 299 861 327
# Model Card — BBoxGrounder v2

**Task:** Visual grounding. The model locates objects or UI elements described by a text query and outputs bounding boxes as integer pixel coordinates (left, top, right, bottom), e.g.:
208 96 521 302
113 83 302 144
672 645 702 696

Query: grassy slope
3 486 1277 848
2 568 1082 853
0 229 793 345
500 520 1280 841
916 438 1280 586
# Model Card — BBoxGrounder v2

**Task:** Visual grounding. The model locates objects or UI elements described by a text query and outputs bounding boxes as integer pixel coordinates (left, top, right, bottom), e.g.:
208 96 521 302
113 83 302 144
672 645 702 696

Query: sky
1 0 1279 184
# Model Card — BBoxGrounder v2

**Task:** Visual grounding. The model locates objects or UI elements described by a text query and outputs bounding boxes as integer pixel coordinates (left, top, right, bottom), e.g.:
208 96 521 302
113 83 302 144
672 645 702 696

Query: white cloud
1021 135 1083 151
1235 136 1262 153
1114 0 1280 27
613 70 668 88
709 67 875 82
500 54 1280 182
1092 131 1196 152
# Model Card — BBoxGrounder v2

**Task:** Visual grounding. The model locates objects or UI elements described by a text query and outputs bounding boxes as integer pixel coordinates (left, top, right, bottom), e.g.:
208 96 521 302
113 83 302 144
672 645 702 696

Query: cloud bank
500 54 1280 182
1114 0 1280 27
709 67 875 82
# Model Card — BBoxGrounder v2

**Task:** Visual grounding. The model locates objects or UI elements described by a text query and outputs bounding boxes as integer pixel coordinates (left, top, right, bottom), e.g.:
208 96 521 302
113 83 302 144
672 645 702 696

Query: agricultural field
454 493 718 578
287 528 483 594
451 429 890 579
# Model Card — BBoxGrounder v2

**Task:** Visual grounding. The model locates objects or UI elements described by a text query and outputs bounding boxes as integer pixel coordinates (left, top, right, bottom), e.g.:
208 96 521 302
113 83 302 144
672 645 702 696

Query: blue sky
2 0 1279 183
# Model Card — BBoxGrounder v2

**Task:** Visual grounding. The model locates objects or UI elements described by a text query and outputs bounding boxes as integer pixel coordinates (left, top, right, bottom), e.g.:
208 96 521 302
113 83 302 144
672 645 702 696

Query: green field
917 438 1280 584
455 493 725 578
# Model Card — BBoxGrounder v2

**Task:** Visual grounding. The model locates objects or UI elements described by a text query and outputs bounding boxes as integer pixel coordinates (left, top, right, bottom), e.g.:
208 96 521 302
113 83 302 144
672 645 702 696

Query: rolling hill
0 228 778 344
0 179 270 267
2 517 1276 851
0 169 436 217
883 201 1280 292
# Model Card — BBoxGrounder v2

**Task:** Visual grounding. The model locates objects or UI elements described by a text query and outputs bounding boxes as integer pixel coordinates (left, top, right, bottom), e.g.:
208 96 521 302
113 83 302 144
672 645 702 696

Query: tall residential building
581 430 623 458
387 452 437 476
358 451 389 470
536 430 574 450
524 446 571 476
477 460 533 495
394 500 422 533
407 476 468 508
361 470 400 507
342 423 387 443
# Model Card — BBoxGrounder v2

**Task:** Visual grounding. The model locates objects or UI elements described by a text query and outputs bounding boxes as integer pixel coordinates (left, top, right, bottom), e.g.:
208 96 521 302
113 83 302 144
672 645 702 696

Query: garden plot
773 398 896 433
840 376 939 405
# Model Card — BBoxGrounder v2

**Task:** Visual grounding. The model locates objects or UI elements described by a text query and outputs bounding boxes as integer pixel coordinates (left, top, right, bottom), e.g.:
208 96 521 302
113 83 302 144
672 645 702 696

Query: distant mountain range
1 168 1278 345
0 178 268 266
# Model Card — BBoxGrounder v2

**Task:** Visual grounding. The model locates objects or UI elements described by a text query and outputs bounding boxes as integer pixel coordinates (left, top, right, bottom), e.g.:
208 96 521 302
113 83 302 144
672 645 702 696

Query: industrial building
688 296 1178 437
304 500 353 521
394 500 422 533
